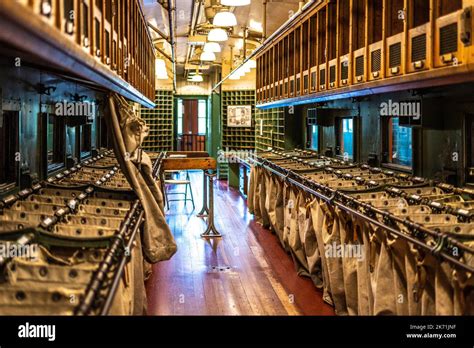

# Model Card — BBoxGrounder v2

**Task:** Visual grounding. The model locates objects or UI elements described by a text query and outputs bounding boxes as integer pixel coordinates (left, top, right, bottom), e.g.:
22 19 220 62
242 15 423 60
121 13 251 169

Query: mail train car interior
0 0 473 322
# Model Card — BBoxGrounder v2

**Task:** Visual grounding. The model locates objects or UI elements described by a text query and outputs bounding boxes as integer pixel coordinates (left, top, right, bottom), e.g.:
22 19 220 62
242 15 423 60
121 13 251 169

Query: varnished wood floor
146 171 334 315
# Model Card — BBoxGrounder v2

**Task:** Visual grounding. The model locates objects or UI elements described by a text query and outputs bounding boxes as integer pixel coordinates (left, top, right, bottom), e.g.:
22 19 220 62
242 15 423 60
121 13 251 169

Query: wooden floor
146 171 334 316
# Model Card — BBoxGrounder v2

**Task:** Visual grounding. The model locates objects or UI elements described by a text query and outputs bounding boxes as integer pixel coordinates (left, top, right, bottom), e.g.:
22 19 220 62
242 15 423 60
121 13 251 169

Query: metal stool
200 171 221 237
164 170 195 210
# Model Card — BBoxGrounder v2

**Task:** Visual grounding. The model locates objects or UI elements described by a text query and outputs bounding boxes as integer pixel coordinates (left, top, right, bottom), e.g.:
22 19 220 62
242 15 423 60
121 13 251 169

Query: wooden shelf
140 90 174 151
255 107 285 151
221 90 256 150
256 0 473 107
0 0 155 107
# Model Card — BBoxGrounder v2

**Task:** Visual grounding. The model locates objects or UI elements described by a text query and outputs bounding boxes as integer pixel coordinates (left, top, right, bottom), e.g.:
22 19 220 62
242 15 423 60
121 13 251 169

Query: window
66 126 77 159
46 114 65 172
310 125 319 151
0 111 19 190
385 117 413 167
198 100 206 134
336 118 354 159
80 124 92 159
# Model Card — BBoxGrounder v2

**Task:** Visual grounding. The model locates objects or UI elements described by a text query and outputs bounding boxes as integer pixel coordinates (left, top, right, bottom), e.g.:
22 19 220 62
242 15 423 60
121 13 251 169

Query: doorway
0 111 19 193
176 98 207 151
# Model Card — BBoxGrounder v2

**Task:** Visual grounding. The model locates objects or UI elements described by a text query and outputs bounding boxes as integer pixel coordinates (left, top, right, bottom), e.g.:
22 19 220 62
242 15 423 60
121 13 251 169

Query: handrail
100 209 145 315
75 152 165 315
75 200 142 316
0 150 114 267
278 148 474 220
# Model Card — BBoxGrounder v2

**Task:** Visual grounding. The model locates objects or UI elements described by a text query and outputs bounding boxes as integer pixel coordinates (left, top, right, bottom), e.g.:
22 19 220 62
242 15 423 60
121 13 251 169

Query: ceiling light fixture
235 39 244 50
213 11 237 27
208 28 228 42
191 74 204 82
200 51 216 61
249 19 263 32
221 0 251 6
203 42 221 53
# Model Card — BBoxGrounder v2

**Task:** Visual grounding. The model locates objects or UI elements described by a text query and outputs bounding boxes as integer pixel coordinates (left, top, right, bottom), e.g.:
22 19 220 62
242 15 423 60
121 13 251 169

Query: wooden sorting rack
222 90 256 151
0 0 156 106
141 90 174 152
254 107 286 151
256 0 474 108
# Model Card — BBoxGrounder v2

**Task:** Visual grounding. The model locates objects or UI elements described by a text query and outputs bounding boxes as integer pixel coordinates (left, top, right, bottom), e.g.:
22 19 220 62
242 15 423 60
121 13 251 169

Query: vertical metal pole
197 169 209 217
263 0 267 40
201 171 221 237
243 27 248 59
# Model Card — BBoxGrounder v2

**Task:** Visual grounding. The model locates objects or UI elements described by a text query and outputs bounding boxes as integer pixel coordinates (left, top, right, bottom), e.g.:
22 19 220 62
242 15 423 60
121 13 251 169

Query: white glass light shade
213 11 237 27
208 28 228 42
200 51 216 61
203 42 221 53
191 75 204 82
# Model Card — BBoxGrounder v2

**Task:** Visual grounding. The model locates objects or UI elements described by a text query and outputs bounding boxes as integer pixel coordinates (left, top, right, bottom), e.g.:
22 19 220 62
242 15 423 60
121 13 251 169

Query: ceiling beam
154 46 174 63
148 22 170 43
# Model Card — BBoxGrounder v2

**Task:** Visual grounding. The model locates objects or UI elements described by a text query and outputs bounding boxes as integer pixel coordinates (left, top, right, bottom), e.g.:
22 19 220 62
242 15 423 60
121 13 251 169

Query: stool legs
201 171 221 237
163 170 195 210
186 171 195 210
197 170 210 217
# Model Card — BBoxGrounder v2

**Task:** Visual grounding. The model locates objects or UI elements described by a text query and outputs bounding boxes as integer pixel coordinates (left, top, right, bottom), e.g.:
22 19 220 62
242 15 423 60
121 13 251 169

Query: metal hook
430 234 448 257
